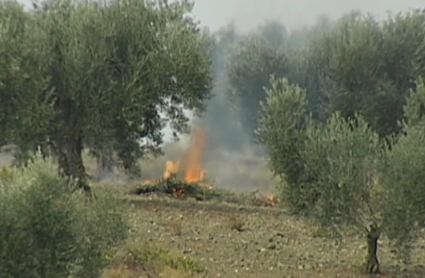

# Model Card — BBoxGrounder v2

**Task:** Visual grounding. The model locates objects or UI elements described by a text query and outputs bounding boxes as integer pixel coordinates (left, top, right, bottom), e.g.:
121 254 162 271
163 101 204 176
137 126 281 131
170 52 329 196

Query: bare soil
126 193 425 278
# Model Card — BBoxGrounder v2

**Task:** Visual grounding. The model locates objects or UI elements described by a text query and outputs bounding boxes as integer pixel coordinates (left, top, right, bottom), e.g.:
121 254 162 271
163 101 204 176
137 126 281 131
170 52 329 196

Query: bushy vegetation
0 157 131 278
226 11 425 138
257 76 425 273
218 9 425 274
0 0 213 188
380 80 425 262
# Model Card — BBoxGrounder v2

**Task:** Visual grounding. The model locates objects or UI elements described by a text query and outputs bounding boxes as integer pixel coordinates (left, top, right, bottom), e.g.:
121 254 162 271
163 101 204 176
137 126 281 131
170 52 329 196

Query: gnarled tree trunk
364 224 381 274
53 134 91 193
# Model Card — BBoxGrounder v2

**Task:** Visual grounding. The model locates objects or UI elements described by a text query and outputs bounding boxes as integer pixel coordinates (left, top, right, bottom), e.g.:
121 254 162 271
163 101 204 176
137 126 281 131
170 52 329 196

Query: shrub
256 76 312 214
0 157 131 278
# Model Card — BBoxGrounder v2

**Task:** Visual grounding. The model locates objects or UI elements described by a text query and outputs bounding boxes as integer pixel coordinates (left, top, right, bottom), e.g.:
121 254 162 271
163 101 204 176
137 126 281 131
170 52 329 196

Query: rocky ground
117 191 425 278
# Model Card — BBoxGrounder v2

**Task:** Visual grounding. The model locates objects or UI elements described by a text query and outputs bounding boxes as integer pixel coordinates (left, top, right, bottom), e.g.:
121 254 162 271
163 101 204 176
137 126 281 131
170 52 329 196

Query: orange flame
161 127 211 190
265 194 279 206
184 128 206 183
164 161 180 179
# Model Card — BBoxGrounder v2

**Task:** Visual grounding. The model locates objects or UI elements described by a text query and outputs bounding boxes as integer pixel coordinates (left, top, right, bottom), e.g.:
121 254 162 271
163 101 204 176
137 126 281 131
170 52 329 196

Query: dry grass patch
169 220 183 236
228 215 246 232
102 239 206 278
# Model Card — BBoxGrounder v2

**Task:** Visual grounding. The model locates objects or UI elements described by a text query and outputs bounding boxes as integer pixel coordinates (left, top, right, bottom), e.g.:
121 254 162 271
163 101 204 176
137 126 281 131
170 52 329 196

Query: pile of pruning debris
133 177 280 207
134 177 211 200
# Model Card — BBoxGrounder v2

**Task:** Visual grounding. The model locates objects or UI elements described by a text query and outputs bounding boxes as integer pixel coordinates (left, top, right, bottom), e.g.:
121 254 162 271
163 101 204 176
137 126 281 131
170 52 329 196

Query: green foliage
258 76 382 233
0 1 54 153
300 113 382 232
256 76 309 178
226 33 288 138
295 11 425 137
383 10 425 84
256 77 312 213
0 167 14 181
0 157 131 278
259 75 425 266
402 77 425 127
218 9 425 268
0 0 213 181
381 125 425 262
380 79 425 262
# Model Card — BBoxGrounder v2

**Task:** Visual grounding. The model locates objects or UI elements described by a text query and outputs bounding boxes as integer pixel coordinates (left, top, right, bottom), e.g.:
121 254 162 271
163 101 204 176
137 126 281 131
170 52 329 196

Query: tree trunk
54 135 91 193
364 224 381 274
39 139 52 160
95 153 114 181
101 156 114 173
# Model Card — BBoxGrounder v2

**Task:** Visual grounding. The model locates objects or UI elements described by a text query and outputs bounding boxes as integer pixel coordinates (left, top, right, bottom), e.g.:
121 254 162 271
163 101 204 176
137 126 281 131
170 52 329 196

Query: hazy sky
16 0 425 33
191 0 425 33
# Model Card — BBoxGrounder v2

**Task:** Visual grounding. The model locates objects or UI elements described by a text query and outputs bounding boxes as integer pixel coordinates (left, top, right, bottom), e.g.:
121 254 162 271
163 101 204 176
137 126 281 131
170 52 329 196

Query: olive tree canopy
0 0 213 190
257 76 425 273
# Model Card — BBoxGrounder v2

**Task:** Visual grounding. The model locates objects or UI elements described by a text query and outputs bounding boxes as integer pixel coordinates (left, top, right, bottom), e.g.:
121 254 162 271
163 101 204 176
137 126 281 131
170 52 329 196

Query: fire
257 190 280 207
183 128 207 183
162 127 210 187
265 194 279 206
164 161 180 179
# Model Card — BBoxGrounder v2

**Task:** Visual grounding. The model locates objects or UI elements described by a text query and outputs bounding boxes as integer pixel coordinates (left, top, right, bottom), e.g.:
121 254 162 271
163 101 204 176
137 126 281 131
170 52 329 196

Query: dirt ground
2 150 425 278
125 193 425 278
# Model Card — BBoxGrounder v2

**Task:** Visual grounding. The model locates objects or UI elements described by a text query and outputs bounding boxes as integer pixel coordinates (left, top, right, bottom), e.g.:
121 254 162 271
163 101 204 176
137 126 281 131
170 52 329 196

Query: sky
16 0 425 33
191 0 425 33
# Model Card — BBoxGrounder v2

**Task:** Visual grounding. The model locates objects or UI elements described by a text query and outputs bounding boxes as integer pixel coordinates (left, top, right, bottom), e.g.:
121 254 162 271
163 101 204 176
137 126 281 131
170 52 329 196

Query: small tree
0 0 213 190
0 156 131 278
256 76 314 213
257 76 393 273
380 78 425 263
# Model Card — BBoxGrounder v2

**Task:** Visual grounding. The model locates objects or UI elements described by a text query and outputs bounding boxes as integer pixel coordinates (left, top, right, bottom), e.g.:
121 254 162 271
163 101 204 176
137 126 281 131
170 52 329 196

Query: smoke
159 21 278 192
181 0 425 192
0 149 14 169
193 71 271 192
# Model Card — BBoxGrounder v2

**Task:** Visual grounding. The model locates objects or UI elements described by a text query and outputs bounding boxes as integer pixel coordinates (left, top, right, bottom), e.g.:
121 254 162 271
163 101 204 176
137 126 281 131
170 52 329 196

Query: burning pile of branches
134 177 211 201
264 194 280 206
136 128 213 199
135 128 280 207
161 128 211 186
249 191 280 207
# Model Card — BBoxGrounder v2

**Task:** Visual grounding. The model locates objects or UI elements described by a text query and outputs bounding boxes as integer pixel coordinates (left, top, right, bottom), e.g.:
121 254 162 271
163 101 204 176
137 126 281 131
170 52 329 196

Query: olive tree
255 76 314 212
296 11 425 137
380 79 425 263
257 76 425 273
0 0 213 190
226 33 288 139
